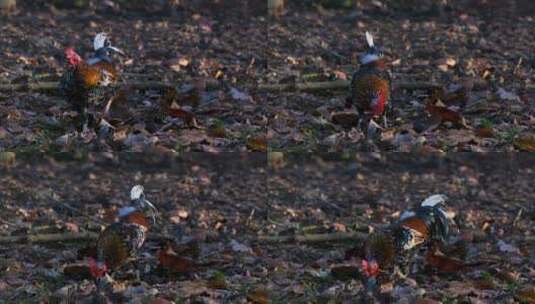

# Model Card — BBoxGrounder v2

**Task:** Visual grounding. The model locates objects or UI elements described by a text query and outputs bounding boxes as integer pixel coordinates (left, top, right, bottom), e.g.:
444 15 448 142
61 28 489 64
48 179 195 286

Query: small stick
257 231 367 244
0 231 98 244
0 79 442 93
256 80 442 92
0 80 224 93
0 231 175 244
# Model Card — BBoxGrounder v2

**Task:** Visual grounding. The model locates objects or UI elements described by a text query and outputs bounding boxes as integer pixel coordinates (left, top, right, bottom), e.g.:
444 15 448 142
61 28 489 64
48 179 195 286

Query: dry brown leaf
168 108 196 126
150 298 173 304
475 127 494 138
247 288 269 304
514 135 535 151
0 152 16 166
158 243 196 274
247 136 267 152
415 299 440 304
472 277 496 290
426 103 464 125
207 272 227 290
446 281 475 297
208 124 226 138
426 251 467 273
515 287 535 304
179 129 208 145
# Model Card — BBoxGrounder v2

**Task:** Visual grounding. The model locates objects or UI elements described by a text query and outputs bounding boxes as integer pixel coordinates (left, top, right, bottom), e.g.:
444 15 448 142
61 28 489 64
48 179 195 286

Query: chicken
348 31 391 136
88 185 157 290
59 33 123 132
358 194 455 295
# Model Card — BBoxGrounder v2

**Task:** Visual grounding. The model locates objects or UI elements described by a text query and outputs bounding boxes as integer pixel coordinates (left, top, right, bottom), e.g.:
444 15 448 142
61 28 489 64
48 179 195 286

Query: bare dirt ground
266 2 535 152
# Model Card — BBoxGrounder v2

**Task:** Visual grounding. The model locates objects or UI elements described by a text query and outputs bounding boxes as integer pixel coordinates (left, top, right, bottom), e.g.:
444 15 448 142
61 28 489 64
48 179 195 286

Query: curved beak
107 45 125 56
143 199 158 225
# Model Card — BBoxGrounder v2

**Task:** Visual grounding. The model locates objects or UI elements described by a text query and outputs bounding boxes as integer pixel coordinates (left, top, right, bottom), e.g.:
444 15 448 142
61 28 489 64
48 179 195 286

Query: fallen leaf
267 151 285 169
177 280 210 298
426 250 467 273
150 298 173 304
514 135 535 151
415 299 440 304
446 281 475 297
208 123 226 138
426 103 464 125
0 152 16 166
179 129 208 145
247 137 267 152
475 127 494 138
207 271 227 289
515 287 535 304
247 288 269 304
168 108 196 126
158 243 196 274
472 277 496 290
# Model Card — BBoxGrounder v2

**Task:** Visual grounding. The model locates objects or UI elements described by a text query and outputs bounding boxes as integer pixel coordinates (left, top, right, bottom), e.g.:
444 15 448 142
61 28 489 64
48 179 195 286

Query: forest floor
267 153 535 302
266 2 535 152
1 154 534 303
3 2 535 153
0 1 268 152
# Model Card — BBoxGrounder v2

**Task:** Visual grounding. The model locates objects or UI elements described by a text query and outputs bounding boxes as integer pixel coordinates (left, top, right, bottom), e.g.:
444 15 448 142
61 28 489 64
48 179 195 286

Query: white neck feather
361 54 379 64
118 206 136 217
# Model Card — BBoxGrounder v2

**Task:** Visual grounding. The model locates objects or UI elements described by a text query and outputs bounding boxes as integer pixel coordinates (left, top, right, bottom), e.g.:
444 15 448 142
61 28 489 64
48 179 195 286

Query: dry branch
0 231 175 244
0 80 223 93
0 79 442 94
257 80 442 92
0 231 98 244
0 81 59 92
257 231 367 244
0 81 175 93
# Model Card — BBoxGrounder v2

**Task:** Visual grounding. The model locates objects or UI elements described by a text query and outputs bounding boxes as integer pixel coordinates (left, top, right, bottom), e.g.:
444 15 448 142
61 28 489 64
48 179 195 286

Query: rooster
87 185 157 293
358 194 455 297
59 33 124 132
348 31 391 137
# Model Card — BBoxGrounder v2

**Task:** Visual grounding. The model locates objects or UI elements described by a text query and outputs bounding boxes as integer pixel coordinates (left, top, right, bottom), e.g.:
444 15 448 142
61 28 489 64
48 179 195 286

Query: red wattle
372 91 387 116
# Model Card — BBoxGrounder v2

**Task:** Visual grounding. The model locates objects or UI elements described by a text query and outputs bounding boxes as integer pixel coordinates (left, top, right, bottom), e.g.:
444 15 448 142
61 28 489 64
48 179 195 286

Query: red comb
64 47 82 66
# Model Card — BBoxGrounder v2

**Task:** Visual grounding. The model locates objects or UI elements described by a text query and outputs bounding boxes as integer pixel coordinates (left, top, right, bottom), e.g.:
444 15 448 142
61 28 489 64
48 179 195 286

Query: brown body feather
350 59 391 118
59 55 120 130
93 211 150 270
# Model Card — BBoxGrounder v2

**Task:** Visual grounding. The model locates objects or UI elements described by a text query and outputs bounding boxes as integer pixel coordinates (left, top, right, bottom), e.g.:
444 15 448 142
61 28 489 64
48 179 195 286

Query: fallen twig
0 81 175 93
257 231 367 244
0 79 441 94
256 80 442 92
0 80 222 93
0 231 176 244
0 231 98 244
